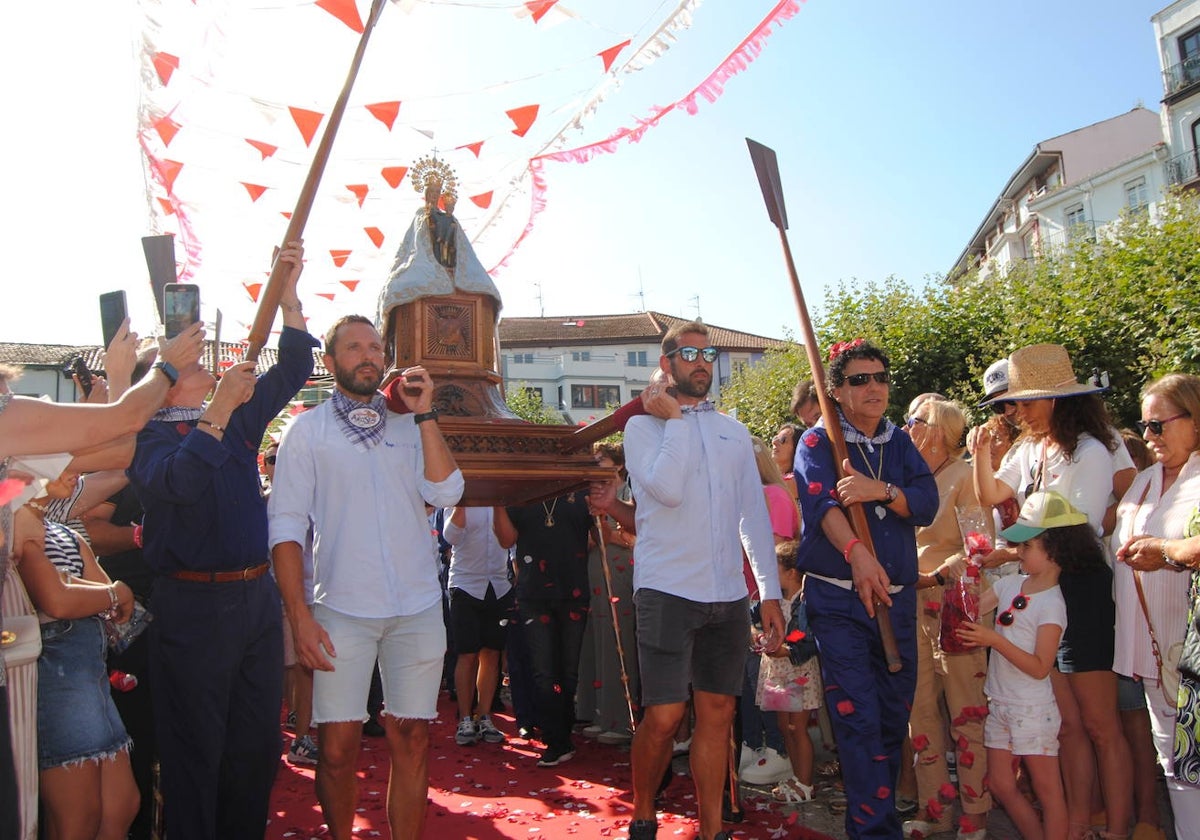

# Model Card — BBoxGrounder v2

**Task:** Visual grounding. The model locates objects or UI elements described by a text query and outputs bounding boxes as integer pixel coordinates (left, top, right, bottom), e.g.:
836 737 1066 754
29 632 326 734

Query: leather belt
168 563 270 583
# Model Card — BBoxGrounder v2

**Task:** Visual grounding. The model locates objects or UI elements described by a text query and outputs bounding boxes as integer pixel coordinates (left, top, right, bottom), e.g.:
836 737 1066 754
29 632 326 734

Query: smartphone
163 283 200 339
69 356 93 398
99 290 128 348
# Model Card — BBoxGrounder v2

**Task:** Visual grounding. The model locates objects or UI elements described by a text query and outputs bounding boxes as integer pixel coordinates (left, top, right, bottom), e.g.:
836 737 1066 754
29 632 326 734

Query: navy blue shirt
130 326 317 574
794 419 937 585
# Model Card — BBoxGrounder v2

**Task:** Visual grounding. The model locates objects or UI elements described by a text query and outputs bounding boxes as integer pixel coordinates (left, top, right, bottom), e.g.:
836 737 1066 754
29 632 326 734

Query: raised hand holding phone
99 291 129 348
163 283 201 339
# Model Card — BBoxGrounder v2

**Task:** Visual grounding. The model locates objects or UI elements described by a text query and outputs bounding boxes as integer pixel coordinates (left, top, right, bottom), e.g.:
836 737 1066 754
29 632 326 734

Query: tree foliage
505 382 567 425
718 191 1200 440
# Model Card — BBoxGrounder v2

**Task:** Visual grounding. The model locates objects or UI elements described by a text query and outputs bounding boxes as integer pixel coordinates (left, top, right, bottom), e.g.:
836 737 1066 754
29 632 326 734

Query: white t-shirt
983 574 1067 707
995 434 1113 535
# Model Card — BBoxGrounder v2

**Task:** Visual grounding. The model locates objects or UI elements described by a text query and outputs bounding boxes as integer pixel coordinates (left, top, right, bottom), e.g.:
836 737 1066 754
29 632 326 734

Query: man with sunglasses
623 321 783 840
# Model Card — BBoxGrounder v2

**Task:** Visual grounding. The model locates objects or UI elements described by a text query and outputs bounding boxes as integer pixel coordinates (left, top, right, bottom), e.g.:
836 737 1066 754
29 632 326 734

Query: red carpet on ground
266 694 836 839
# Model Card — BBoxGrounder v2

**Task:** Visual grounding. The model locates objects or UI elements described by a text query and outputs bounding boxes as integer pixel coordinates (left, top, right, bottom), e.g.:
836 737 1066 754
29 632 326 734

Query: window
571 350 591 362
1065 204 1089 241
571 384 621 408
511 352 533 364
1182 27 1200 85
626 350 648 367
1124 177 1148 214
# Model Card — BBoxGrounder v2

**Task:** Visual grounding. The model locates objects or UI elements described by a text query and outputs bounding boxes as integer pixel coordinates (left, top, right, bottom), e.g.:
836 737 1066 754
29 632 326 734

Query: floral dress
756 589 823 712
1174 505 1200 784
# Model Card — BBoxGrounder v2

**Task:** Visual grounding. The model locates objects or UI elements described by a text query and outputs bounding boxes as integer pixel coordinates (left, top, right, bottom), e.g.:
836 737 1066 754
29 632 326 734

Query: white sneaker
739 746 792 785
739 745 762 772
455 716 479 745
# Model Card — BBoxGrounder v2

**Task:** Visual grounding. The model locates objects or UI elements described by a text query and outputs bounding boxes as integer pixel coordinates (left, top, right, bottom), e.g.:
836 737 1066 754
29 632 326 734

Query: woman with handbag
973 343 1133 840
13 470 140 840
904 398 991 840
1113 373 1200 831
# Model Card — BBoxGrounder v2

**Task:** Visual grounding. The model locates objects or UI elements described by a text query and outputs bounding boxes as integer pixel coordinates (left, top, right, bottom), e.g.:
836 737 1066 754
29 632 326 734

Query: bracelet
100 584 120 620
881 482 898 506
153 360 179 386
933 570 946 586
281 300 303 313
843 538 863 563
132 523 144 549
413 410 439 425
1163 539 1187 570
197 418 226 433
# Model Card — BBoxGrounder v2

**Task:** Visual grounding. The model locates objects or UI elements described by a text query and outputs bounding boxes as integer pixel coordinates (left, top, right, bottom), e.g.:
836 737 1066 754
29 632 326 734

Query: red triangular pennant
289 107 324 146
340 280 360 292
330 250 351 268
365 227 385 248
315 0 364 33
152 52 179 86
156 197 175 216
346 184 368 207
241 183 268 202
246 139 277 160
156 159 184 192
506 104 539 137
365 101 401 130
316 292 337 301
469 191 493 209
525 0 558 23
153 115 181 147
381 166 408 189
598 39 632 73
459 141 484 158
244 283 263 303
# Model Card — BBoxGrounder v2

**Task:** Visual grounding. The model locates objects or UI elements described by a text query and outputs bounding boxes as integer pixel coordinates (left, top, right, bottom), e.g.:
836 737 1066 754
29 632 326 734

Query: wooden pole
594 516 637 733
746 139 902 673
244 0 389 362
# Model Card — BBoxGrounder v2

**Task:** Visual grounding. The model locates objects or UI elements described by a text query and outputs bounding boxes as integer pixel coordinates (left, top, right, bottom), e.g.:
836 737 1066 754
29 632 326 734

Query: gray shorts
634 588 750 706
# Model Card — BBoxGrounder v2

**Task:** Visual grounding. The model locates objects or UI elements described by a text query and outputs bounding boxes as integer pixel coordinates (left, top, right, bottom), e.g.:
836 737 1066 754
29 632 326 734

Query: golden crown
411 156 458 205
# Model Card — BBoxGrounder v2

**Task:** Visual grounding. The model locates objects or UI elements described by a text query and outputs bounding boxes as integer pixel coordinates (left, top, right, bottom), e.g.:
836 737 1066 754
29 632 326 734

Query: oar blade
746 138 788 231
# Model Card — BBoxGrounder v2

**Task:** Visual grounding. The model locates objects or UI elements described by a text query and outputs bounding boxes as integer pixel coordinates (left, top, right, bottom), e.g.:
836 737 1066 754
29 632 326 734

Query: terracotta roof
0 342 330 378
498 311 786 350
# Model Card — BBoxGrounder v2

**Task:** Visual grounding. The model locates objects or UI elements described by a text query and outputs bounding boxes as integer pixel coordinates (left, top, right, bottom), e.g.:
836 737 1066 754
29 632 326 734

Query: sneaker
902 817 955 839
597 729 633 745
286 710 297 728
536 746 575 767
740 746 792 785
455 716 479 746
477 715 506 744
739 745 762 772
671 736 692 755
288 735 318 766
580 723 604 737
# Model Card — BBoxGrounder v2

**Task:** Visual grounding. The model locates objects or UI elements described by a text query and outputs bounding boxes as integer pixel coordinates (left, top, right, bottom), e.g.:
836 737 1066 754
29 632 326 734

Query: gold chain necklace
542 498 558 528
854 441 885 482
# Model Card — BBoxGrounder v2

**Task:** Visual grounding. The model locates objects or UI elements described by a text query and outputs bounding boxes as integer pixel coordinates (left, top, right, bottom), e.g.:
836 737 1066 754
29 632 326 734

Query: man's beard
334 360 383 396
670 360 711 399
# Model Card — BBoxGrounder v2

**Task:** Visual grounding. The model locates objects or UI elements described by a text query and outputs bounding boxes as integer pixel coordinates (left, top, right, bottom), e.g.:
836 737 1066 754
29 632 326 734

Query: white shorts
984 698 1060 756
311 601 445 724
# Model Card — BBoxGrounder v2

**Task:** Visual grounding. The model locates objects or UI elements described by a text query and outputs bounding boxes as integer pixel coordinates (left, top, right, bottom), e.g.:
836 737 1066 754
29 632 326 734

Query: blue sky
0 0 1172 345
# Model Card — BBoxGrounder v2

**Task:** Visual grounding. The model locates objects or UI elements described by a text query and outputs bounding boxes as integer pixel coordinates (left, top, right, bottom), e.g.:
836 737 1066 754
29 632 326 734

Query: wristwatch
413 410 439 425
881 482 898 505
153 360 179 386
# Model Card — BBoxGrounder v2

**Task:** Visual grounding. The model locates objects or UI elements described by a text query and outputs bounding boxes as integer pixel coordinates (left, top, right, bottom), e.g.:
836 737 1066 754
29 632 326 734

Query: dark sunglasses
845 371 890 387
666 345 718 363
990 400 1016 414
1136 412 1191 437
905 415 933 429
264 455 277 465
997 592 1030 627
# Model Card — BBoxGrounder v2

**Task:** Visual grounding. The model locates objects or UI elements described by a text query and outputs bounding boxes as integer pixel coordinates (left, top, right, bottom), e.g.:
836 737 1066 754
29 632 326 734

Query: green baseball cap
1000 490 1087 544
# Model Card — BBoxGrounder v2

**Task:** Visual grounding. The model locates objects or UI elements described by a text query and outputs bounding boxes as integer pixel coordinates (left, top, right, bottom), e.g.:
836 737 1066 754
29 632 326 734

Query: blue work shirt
130 326 318 574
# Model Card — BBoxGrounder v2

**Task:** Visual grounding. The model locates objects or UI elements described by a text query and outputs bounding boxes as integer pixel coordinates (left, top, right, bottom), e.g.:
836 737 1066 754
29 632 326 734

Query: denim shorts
312 602 445 724
37 617 130 770
634 588 750 706
1117 674 1148 712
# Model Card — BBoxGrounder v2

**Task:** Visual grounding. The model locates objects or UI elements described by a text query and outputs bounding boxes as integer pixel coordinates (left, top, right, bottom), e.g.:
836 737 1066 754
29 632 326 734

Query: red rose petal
807 481 823 495
956 735 969 751
0 478 28 506
939 782 957 801
911 733 930 752
804 432 819 448
875 786 891 799
959 750 975 769
836 699 855 716
786 629 803 643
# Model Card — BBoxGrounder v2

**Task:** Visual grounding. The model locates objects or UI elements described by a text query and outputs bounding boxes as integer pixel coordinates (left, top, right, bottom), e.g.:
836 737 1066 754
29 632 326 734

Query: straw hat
985 343 1104 404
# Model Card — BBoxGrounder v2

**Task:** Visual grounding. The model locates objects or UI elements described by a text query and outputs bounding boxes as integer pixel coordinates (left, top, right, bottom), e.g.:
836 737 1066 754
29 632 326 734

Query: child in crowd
958 490 1078 840
756 539 822 804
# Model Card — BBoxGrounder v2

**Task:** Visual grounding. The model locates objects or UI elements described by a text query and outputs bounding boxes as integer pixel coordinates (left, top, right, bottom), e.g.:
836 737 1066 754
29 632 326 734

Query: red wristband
132 523 144 549
843 538 862 563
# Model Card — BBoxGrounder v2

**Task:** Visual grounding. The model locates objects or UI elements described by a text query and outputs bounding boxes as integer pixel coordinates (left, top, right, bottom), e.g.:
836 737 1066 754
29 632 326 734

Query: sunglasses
1136 412 1191 437
666 345 718 363
990 400 1016 414
844 371 890 387
905 415 933 429
997 592 1030 627
264 455 277 465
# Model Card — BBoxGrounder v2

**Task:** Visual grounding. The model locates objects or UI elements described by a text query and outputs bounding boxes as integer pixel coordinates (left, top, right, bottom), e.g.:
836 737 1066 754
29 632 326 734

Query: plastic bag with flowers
938 507 993 654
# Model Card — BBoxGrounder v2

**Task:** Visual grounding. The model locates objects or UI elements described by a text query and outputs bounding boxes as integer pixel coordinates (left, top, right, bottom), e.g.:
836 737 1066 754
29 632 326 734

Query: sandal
772 775 814 804
816 758 841 778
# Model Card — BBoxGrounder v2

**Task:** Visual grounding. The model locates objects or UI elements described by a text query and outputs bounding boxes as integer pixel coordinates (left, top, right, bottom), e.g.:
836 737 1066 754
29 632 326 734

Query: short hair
828 340 889 389
661 320 708 356
324 315 376 356
790 379 818 416
1142 373 1200 454
593 440 625 468
920 399 969 456
775 539 799 568
0 364 22 387
1036 522 1107 574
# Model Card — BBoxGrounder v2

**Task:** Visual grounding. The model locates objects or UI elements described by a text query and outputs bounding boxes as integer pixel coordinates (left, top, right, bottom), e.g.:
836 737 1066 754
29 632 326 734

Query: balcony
1166 148 1200 187
1163 54 1200 100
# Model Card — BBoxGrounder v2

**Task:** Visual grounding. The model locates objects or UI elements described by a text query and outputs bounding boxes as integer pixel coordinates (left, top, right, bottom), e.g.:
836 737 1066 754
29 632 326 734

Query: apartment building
1155 0 1200 188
